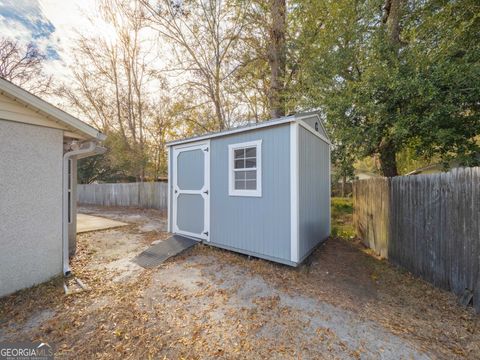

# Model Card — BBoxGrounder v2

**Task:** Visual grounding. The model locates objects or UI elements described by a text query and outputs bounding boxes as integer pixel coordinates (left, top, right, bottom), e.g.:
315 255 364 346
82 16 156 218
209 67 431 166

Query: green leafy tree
296 0 480 176
332 143 356 197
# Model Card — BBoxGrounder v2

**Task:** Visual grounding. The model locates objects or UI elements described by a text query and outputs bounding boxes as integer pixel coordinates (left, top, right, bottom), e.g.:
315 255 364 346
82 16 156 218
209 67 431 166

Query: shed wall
0 120 63 297
209 125 292 264
300 115 328 139
298 126 330 260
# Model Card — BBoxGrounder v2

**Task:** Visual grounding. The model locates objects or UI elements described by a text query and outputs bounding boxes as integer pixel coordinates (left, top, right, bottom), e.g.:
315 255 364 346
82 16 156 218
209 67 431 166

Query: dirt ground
0 206 478 359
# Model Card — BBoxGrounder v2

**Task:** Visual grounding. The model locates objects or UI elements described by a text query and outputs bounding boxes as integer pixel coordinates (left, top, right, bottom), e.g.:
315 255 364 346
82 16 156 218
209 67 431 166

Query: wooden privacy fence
77 182 168 210
353 167 480 312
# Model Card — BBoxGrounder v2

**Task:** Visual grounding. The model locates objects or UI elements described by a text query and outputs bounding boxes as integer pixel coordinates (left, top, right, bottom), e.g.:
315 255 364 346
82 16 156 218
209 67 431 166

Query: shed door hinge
204 147 209 152
203 231 209 236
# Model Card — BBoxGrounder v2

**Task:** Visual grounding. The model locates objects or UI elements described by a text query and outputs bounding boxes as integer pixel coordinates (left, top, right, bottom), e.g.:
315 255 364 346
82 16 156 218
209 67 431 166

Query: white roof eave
167 115 296 146
166 112 331 147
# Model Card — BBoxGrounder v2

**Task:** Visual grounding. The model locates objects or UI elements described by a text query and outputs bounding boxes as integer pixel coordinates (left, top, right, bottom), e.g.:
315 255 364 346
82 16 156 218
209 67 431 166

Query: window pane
245 158 256 168
234 149 245 159
245 147 256 157
245 180 257 190
234 159 245 169
235 171 246 181
235 180 246 190
245 170 256 180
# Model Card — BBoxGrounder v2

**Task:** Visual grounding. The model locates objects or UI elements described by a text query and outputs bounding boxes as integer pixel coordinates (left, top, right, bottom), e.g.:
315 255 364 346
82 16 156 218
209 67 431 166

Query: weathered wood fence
77 182 168 210
353 167 480 311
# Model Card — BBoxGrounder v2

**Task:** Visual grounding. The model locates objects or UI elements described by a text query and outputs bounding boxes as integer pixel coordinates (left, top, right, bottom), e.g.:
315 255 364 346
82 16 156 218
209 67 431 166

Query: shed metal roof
0 77 105 141
167 112 328 146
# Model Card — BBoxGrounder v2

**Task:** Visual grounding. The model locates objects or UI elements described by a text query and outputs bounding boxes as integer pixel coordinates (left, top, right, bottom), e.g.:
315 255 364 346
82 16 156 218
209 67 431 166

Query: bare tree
62 0 164 181
0 38 52 95
267 0 286 118
140 0 250 130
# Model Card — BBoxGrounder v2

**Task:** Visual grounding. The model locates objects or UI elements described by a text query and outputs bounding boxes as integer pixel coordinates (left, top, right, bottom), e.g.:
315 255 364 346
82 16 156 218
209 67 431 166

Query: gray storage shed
167 112 331 266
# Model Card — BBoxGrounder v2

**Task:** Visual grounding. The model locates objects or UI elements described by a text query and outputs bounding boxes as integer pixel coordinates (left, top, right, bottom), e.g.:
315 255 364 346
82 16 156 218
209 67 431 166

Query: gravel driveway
0 206 477 359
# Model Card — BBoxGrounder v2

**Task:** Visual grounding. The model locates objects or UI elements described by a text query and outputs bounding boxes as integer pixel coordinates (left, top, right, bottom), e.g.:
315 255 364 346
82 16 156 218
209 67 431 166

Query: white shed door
172 142 210 241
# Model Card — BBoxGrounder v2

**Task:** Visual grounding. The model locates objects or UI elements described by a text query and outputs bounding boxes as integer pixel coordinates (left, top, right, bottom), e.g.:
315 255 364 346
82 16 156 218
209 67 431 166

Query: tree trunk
267 0 286 119
379 0 402 178
383 0 402 46
379 143 398 177
341 175 346 197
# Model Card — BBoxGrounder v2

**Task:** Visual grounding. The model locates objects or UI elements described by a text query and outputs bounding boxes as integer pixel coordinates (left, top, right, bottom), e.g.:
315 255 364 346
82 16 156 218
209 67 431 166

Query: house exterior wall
0 92 69 132
0 120 63 297
298 125 331 261
209 125 292 264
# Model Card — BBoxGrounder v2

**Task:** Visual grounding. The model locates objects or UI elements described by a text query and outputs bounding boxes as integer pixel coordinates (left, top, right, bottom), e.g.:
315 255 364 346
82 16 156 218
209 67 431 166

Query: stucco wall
0 120 63 297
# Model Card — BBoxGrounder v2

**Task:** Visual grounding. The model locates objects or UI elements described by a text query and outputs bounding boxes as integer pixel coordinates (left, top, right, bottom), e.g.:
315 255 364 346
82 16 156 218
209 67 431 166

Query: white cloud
38 0 97 82
1 0 167 100
0 0 97 83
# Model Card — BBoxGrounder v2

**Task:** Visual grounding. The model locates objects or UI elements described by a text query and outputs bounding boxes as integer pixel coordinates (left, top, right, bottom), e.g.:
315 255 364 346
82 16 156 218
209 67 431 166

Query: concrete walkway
77 213 129 233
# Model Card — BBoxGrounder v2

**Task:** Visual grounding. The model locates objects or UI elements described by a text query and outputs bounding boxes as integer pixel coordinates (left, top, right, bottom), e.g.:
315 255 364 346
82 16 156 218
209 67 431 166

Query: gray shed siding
298 126 331 261
0 120 63 297
300 115 328 139
209 125 292 264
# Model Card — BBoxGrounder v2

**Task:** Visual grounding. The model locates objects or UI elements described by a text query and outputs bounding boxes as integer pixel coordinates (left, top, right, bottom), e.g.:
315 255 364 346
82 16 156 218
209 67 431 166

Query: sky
0 0 97 82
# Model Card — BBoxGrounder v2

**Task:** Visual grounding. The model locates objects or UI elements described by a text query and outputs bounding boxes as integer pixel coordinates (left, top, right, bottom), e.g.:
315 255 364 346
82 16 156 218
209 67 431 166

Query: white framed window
228 140 262 197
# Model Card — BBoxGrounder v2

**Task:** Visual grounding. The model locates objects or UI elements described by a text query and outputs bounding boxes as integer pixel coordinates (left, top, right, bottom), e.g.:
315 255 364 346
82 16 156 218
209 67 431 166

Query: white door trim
290 122 299 263
167 146 171 232
172 141 210 241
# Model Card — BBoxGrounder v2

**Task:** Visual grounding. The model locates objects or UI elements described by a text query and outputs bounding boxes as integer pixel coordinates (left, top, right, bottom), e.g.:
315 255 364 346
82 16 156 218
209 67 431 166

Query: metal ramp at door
133 235 198 268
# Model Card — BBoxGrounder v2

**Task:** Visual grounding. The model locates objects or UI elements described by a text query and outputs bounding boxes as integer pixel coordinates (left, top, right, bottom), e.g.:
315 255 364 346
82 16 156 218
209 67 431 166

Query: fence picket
353 167 480 312
77 182 168 211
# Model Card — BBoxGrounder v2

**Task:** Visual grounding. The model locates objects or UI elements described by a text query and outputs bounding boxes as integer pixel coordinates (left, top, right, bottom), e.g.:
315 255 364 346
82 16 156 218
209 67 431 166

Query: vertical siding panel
297 127 330 260
209 125 291 263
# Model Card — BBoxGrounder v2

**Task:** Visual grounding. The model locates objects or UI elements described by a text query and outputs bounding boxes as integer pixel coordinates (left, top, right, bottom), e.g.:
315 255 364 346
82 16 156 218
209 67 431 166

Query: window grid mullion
232 145 258 192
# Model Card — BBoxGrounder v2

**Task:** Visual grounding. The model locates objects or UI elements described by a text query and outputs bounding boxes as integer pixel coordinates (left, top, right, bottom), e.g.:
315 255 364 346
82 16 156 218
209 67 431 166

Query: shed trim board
172 140 210 241
167 146 171 232
328 142 332 235
290 122 300 263
166 113 329 147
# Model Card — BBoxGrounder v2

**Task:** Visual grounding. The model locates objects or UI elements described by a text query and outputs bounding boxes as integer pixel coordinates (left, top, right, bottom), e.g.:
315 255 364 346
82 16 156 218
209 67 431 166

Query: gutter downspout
62 141 98 276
